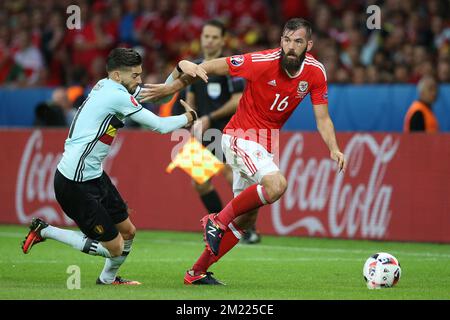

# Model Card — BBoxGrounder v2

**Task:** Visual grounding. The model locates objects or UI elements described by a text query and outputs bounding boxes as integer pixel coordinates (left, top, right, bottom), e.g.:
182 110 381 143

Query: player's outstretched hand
138 84 171 103
179 99 198 127
331 150 346 173
191 115 211 140
178 60 208 83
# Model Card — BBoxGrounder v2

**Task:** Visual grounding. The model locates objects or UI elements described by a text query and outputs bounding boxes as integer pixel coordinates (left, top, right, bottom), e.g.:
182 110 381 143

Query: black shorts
54 169 128 241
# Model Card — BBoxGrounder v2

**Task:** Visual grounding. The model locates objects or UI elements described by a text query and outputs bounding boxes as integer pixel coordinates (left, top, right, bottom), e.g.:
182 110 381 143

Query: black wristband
176 63 183 74
189 110 198 122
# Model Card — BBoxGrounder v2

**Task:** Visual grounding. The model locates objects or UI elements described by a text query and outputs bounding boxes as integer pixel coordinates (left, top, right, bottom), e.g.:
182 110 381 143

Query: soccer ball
363 252 401 289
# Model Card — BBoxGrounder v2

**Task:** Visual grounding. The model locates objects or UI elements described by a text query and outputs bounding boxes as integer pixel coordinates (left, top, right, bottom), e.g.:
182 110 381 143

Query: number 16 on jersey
269 94 289 111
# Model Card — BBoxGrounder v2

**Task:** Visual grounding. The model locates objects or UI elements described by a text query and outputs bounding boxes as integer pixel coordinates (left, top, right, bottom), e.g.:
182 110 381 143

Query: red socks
192 222 243 274
192 184 270 274
215 184 269 227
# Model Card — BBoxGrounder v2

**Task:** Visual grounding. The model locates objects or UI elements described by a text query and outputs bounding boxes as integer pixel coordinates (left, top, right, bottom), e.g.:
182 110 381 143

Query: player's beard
281 47 307 75
122 81 136 94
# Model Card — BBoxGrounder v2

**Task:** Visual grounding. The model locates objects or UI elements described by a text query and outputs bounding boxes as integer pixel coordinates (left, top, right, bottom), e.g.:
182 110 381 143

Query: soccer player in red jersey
140 18 346 285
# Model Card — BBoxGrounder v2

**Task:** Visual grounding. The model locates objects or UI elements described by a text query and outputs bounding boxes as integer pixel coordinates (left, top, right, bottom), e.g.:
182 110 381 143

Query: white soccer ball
363 252 401 289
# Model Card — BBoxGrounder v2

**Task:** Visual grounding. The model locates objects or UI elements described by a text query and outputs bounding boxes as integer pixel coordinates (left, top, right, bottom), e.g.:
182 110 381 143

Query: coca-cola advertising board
1 129 449 243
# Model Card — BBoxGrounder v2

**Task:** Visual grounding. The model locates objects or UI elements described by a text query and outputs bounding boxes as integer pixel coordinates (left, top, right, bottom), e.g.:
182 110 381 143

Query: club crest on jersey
230 55 244 67
298 81 309 93
253 150 264 160
130 95 138 107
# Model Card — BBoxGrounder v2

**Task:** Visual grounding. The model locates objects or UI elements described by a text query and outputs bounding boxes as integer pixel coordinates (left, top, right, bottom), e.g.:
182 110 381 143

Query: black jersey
188 58 245 131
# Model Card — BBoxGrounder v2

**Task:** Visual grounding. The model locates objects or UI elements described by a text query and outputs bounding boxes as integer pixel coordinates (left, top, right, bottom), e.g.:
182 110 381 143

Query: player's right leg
21 217 117 258
22 217 48 254
202 135 286 255
23 170 121 258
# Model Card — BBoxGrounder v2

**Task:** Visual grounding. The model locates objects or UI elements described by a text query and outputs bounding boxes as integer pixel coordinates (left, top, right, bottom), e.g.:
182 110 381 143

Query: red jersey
224 48 328 152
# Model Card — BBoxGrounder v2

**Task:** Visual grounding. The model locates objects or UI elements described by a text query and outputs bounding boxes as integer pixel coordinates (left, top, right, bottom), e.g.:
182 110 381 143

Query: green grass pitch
1 224 449 300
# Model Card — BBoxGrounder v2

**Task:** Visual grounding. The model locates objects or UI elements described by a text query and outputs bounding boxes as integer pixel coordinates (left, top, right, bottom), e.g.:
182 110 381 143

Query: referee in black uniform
173 19 261 244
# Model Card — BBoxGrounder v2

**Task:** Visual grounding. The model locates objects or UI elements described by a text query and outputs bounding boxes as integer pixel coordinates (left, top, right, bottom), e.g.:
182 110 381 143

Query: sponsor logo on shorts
94 225 104 235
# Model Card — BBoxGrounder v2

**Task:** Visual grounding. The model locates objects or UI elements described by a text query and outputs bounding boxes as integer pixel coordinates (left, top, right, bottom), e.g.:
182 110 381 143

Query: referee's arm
208 92 241 122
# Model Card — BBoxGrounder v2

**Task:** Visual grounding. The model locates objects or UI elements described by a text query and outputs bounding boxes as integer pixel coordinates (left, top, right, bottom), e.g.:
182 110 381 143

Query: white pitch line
2 256 446 267
140 238 450 259
2 231 450 259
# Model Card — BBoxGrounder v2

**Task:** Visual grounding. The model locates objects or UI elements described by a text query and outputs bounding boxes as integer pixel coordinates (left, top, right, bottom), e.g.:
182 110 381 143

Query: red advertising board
1 129 449 242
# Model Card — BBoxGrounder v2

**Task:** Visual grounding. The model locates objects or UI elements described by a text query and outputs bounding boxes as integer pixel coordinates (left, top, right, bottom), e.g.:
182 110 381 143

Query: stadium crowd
0 0 449 89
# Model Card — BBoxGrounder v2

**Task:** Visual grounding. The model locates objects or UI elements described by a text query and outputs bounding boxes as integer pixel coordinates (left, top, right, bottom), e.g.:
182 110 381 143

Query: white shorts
221 134 279 196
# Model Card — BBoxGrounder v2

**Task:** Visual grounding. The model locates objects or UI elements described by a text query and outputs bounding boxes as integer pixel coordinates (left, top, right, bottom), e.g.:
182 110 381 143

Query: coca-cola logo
272 133 400 239
15 130 123 224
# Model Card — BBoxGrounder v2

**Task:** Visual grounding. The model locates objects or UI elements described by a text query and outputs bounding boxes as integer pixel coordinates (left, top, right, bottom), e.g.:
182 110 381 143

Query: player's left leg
184 209 258 285
97 173 140 285
97 217 140 285
204 172 285 255
185 168 259 285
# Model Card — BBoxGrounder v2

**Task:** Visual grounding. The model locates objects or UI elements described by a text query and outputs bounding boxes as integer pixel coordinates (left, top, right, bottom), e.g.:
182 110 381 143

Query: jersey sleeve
226 53 254 81
309 67 328 106
129 108 187 134
132 85 142 99
229 76 245 93
111 89 143 117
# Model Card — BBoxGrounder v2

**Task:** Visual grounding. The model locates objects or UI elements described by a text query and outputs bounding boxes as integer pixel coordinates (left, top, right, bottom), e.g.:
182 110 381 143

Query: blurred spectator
41 11 66 86
404 76 439 133
0 0 449 86
437 59 450 83
394 65 411 83
352 65 367 85
52 87 78 125
11 30 44 85
72 1 117 83
34 88 70 127
165 0 203 61
67 85 85 106
118 0 140 46
366 65 381 83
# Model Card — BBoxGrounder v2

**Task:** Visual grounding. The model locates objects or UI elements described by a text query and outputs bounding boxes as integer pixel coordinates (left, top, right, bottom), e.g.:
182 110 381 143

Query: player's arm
192 92 241 136
313 104 346 173
209 92 241 121
139 58 230 103
186 91 196 111
129 100 197 134
134 60 207 105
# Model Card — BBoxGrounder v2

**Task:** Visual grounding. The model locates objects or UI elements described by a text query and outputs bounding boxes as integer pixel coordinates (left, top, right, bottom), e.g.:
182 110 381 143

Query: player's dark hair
106 48 142 72
204 19 226 37
282 18 312 40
